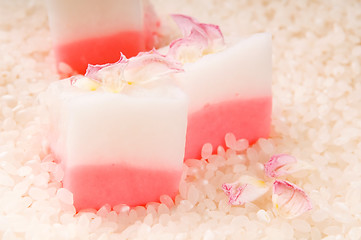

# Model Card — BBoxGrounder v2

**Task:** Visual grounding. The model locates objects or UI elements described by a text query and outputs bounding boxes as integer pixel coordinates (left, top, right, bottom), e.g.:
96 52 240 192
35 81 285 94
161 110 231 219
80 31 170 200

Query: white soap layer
45 80 188 170
177 33 272 113
46 0 143 43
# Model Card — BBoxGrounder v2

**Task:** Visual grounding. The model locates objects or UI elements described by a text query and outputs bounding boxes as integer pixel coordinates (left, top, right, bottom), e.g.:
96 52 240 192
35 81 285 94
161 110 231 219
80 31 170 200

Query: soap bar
43 52 187 210
169 15 272 159
46 0 158 76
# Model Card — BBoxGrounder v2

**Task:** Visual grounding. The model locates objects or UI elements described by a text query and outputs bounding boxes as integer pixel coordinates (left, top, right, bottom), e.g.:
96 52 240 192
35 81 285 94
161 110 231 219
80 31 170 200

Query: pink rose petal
222 176 270 205
85 53 128 81
169 14 225 61
264 154 298 178
73 50 183 91
272 180 312 219
171 14 224 43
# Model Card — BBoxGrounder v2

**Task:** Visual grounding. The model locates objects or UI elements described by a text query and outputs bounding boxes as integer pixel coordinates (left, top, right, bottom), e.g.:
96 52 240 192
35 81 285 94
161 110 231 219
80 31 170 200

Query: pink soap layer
185 96 272 160
55 30 147 75
63 163 182 210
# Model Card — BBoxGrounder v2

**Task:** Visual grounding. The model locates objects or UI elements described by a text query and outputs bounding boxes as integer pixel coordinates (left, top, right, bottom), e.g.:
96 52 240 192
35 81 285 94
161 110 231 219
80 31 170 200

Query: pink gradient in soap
185 96 272 160
63 163 182 210
55 30 148 75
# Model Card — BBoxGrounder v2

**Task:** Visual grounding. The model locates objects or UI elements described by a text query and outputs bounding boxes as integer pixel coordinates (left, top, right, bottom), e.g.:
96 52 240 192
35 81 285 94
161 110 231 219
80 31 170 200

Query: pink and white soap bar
46 0 158 75
169 15 272 159
43 52 187 210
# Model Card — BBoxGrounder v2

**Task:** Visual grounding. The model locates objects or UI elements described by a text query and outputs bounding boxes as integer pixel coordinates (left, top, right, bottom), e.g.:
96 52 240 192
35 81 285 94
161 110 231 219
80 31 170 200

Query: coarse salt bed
1 0 360 239
46 0 159 75
42 51 188 210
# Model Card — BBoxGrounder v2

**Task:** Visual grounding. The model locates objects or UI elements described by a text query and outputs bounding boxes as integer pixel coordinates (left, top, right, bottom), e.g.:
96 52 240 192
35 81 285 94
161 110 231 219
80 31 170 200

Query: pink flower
169 14 225 62
222 176 270 205
264 154 297 178
272 180 312 219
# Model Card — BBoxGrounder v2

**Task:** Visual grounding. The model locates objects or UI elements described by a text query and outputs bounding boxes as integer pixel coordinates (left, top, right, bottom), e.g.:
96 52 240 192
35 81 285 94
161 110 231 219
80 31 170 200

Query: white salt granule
256 209 271 223
56 188 74 205
187 185 200 205
0 170 15 187
160 194 175 208
144 213 154 226
28 186 49 201
291 219 311 233
158 203 170 215
201 143 213 159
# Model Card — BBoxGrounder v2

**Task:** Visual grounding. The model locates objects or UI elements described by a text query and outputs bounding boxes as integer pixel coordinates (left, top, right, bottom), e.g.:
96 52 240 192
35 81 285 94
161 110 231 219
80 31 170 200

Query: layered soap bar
46 0 159 76
169 15 272 159
43 52 187 210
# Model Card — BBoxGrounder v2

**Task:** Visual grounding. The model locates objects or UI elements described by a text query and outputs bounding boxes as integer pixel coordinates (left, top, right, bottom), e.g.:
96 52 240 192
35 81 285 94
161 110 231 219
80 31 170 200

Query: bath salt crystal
42 51 187 210
169 15 272 159
56 188 74 205
47 0 159 75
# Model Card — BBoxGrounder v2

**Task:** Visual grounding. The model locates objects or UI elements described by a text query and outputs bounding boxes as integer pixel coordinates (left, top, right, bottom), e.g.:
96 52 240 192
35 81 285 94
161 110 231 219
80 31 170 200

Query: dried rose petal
76 50 183 92
124 49 183 84
171 14 224 44
169 14 225 62
222 175 270 205
264 154 298 178
272 180 312 219
85 53 128 81
221 183 233 197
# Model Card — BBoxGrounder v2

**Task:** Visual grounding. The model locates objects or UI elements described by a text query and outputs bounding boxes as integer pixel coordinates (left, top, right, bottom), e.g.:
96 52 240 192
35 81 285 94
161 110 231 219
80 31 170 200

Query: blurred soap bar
180 33 272 159
43 52 187 210
46 0 158 76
